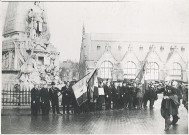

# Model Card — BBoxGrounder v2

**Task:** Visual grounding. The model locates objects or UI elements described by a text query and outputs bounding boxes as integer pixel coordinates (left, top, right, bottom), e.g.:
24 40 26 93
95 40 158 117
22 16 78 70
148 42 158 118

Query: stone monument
2 2 60 91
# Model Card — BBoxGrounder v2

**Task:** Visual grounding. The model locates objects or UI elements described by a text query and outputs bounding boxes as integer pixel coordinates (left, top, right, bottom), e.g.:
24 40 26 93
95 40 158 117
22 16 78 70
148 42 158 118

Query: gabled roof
166 50 186 64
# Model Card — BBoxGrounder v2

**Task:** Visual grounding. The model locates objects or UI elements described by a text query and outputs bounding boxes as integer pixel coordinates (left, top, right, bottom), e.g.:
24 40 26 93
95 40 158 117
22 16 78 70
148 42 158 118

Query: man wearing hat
61 81 72 114
143 82 157 110
49 82 62 114
104 81 112 110
157 82 180 131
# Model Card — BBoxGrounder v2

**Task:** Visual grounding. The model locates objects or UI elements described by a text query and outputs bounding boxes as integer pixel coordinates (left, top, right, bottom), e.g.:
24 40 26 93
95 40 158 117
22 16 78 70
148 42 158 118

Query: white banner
72 75 88 99
98 87 105 95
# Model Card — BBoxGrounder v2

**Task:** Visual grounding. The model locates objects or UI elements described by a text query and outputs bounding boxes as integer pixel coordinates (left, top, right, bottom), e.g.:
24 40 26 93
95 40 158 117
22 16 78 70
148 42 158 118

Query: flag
87 69 98 102
135 49 152 83
135 61 148 82
72 73 90 106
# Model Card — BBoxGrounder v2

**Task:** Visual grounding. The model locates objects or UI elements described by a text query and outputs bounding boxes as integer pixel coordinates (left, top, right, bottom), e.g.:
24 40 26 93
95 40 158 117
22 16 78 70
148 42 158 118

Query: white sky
2 0 189 62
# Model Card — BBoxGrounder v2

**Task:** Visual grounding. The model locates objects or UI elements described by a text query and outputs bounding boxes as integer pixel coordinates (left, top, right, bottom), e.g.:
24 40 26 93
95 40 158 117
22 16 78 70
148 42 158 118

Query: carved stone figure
25 1 50 50
2 52 9 69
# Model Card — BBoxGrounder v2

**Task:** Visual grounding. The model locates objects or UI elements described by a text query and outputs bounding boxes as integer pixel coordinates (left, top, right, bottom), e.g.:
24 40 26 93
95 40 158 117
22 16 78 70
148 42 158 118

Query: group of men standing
30 78 188 131
96 80 158 111
95 79 187 131
31 81 75 116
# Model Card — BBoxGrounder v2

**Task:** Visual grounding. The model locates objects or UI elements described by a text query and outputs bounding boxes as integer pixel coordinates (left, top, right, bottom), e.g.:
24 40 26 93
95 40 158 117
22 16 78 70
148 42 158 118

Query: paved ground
1 95 188 134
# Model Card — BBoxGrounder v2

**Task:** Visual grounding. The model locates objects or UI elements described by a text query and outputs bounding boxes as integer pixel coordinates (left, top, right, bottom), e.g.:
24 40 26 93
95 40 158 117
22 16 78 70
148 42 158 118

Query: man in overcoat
119 83 125 109
128 83 134 109
31 84 40 116
104 81 112 110
124 83 130 108
61 81 72 114
143 83 157 109
49 82 61 114
40 84 50 115
157 83 180 131
111 82 119 109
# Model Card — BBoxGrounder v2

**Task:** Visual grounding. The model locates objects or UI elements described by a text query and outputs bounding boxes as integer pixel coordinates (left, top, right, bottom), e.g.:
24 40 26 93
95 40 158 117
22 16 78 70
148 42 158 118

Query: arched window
170 62 182 79
100 61 113 79
145 62 159 80
123 61 136 79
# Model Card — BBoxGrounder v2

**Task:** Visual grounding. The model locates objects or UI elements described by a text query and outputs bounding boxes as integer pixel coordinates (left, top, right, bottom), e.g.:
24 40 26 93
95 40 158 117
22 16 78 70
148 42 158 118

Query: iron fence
2 83 31 106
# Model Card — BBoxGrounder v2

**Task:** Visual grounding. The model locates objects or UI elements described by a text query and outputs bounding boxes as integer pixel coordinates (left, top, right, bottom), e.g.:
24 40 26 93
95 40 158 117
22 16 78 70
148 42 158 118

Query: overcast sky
2 0 189 62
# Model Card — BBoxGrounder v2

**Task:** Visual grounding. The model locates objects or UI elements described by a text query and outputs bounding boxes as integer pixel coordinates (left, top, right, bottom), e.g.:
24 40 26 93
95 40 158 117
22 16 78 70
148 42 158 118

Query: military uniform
31 87 40 115
49 86 61 114
40 87 50 115
104 84 112 110
157 86 180 131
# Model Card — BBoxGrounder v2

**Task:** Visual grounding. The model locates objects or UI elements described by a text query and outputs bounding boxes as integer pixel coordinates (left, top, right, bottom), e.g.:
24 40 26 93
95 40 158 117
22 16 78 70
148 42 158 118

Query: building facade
79 26 188 82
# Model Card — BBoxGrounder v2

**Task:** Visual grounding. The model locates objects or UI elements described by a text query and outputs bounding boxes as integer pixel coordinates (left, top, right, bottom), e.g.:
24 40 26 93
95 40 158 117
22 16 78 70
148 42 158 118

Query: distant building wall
79 33 188 82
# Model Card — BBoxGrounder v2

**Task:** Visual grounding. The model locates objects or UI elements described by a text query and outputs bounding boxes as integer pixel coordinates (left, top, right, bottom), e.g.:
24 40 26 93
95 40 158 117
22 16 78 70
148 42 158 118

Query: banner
135 61 148 82
72 73 90 106
98 88 105 95
87 69 98 102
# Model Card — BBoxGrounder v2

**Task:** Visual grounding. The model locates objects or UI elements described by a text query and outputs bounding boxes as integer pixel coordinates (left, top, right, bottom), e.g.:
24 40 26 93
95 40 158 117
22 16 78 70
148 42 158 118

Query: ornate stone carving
2 51 9 69
25 2 50 50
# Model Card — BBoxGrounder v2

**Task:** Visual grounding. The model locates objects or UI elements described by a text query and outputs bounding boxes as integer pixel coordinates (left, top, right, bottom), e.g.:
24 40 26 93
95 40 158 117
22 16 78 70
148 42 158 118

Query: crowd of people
96 80 158 111
31 79 188 131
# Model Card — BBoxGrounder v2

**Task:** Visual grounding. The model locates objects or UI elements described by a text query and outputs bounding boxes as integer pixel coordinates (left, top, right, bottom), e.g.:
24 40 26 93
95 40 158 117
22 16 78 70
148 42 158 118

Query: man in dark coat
111 83 119 109
104 81 112 110
40 84 50 115
132 84 138 109
182 84 188 110
157 84 180 131
128 83 134 109
31 84 40 116
49 82 61 114
119 83 125 109
176 83 183 104
123 83 130 108
143 83 157 109
61 81 72 114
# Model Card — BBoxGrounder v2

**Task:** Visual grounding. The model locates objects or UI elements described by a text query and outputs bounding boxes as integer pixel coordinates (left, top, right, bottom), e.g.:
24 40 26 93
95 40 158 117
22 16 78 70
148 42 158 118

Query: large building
79 26 188 82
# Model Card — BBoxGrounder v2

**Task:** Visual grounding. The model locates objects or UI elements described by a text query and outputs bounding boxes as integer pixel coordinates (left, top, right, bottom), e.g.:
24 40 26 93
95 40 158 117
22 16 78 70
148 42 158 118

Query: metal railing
2 83 31 106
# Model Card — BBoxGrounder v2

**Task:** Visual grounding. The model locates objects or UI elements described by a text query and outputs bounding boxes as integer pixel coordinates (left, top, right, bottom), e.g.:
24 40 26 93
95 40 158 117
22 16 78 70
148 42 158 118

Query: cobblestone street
1 97 188 134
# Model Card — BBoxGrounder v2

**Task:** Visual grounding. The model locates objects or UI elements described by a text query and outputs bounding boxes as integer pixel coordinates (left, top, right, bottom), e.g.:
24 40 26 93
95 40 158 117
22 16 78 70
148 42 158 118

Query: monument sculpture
2 1 60 102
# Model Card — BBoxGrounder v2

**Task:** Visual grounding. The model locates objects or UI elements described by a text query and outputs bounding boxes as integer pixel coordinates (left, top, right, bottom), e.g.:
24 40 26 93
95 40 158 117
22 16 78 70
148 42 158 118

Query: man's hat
51 82 55 85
